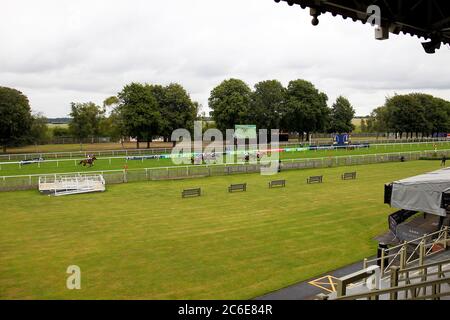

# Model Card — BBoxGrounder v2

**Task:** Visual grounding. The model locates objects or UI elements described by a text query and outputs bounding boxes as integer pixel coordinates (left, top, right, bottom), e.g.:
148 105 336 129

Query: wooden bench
341 172 357 180
269 180 286 188
307 176 323 184
228 183 247 193
182 188 201 198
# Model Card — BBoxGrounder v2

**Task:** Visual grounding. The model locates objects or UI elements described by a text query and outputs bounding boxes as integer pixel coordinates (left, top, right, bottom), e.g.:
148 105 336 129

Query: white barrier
38 174 105 196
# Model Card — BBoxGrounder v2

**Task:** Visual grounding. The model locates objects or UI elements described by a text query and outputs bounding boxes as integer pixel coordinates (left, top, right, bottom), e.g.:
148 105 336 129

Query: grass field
1 141 449 177
0 160 440 299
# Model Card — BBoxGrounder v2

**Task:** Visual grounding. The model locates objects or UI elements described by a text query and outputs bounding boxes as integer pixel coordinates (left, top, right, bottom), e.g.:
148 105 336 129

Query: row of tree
209 79 356 140
69 83 198 149
98 79 355 145
362 93 450 137
3 82 450 152
68 79 355 148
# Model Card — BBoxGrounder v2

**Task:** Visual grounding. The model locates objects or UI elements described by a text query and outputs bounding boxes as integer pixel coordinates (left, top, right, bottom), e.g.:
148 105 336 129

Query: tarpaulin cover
390 167 450 217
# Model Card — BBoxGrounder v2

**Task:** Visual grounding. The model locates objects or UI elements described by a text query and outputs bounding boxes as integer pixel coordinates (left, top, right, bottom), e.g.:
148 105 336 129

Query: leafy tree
103 96 120 118
366 93 450 138
29 114 51 145
328 96 355 133
103 96 119 109
385 95 424 138
52 126 71 137
368 106 390 135
69 102 105 149
117 83 162 148
415 94 450 136
360 118 367 133
283 80 329 141
209 79 252 133
0 87 33 153
250 80 287 131
154 83 198 143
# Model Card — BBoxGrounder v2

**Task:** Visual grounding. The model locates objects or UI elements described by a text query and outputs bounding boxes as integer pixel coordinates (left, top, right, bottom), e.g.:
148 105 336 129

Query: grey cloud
0 0 449 117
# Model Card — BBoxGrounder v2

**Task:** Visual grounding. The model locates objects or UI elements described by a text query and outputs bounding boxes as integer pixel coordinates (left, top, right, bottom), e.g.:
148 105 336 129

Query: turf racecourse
0 160 441 299
1 141 449 177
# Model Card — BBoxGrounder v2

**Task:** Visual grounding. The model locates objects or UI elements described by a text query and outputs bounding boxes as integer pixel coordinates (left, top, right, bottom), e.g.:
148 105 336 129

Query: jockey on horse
79 154 97 167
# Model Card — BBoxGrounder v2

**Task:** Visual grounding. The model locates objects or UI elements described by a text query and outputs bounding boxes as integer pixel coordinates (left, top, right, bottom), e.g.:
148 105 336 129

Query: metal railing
326 258 450 300
363 227 450 277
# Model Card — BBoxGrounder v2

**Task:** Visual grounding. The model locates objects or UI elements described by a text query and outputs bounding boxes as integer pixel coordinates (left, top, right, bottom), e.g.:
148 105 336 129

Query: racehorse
79 156 97 167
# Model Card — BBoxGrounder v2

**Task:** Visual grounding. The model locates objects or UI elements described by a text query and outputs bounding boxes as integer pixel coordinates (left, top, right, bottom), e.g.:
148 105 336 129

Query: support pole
419 236 427 266
400 244 407 270
390 266 399 300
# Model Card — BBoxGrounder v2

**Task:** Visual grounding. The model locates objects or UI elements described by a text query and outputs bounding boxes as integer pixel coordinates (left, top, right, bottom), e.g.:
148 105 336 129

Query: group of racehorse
79 151 266 168
190 151 265 165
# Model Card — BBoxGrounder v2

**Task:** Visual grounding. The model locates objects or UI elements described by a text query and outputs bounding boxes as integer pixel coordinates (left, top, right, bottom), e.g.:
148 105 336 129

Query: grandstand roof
276 0 450 51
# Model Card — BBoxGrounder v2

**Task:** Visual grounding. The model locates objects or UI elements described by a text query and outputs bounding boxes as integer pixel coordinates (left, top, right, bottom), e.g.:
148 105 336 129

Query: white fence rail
1 139 449 162
1 141 450 168
1 149 448 191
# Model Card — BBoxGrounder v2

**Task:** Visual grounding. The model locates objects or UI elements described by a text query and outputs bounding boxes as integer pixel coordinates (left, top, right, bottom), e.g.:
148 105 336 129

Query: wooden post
390 266 399 300
400 244 407 270
336 279 345 298
419 237 426 267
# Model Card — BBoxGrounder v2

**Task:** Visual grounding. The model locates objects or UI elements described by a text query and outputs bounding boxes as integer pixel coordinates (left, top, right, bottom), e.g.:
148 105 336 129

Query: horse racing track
0 161 441 299
1 141 449 178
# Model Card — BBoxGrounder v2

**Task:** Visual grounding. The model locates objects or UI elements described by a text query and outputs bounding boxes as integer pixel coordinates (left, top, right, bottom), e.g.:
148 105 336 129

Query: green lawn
0 160 440 299
1 141 449 177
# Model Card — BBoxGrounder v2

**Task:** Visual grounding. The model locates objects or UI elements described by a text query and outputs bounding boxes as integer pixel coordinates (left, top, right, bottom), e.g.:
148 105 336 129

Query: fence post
419 237 426 267
380 248 386 276
400 244 407 270
336 279 346 298
363 258 368 269
390 266 400 300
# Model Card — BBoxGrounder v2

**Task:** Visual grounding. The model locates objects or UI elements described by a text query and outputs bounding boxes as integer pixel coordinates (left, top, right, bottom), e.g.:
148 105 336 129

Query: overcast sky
1 0 449 117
